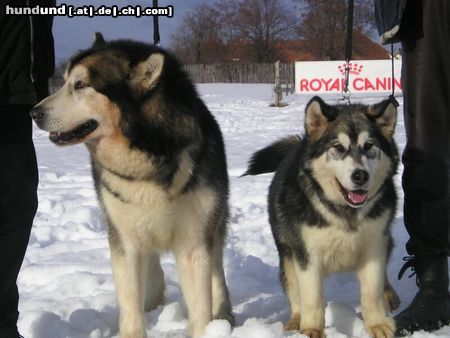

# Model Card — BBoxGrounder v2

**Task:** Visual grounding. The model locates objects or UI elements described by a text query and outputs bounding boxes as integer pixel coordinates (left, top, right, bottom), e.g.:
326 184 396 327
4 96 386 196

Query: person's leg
0 104 38 337
396 0 450 334
401 0 449 257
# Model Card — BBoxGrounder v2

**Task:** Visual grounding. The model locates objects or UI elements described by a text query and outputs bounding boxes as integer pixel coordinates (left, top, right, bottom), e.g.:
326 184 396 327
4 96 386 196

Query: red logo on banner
338 63 364 76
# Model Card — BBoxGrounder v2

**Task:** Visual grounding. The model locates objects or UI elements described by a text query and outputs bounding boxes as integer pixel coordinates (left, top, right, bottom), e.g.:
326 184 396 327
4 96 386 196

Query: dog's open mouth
336 179 368 207
49 120 98 145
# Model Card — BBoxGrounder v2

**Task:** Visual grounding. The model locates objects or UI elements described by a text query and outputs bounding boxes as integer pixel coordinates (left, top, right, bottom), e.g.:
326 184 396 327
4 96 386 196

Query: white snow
16 84 449 338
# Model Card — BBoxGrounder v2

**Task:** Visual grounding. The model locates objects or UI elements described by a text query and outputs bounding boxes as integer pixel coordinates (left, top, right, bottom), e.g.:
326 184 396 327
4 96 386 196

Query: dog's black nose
351 169 369 186
30 107 44 121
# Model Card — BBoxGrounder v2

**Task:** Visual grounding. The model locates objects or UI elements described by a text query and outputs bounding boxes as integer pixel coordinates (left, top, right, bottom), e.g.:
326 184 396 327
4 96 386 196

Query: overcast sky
53 0 298 63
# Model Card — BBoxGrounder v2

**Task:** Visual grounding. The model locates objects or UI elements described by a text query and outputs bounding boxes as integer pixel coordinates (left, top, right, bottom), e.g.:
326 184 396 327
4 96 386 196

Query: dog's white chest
302 215 389 274
99 171 216 251
101 179 174 248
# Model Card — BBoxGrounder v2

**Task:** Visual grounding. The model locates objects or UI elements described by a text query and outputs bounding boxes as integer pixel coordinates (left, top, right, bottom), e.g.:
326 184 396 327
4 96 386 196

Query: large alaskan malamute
30 33 233 338
245 96 400 338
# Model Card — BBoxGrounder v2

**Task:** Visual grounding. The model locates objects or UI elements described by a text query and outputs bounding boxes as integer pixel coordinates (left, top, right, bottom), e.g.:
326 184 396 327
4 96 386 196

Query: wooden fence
184 63 294 84
49 63 295 92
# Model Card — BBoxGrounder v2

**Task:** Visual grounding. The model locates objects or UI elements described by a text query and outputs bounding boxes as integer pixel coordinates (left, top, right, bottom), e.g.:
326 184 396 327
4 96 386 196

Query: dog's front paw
367 317 395 338
284 313 300 331
300 328 325 338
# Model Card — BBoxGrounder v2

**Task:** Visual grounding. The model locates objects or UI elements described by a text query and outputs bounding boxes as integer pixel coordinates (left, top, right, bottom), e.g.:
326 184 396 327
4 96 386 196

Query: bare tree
171 3 225 64
296 0 375 60
231 0 297 62
214 0 240 45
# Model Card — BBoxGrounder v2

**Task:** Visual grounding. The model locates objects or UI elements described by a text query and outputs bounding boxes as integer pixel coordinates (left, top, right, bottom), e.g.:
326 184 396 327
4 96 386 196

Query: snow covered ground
17 84 450 338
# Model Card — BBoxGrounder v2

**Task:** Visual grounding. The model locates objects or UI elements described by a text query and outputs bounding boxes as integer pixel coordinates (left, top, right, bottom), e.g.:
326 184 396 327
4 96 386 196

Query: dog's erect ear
92 32 106 48
366 98 398 138
130 53 164 91
305 96 338 140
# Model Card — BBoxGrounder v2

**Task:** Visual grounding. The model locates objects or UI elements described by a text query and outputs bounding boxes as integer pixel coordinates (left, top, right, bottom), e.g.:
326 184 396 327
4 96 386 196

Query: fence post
276 61 281 106
272 60 286 107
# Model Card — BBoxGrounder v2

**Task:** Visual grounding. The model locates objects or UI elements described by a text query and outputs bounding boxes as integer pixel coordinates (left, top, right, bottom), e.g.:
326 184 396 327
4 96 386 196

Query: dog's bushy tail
243 135 301 176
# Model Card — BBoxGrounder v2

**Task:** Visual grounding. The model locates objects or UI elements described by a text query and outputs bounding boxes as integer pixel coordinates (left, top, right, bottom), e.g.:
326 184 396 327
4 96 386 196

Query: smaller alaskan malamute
245 96 400 338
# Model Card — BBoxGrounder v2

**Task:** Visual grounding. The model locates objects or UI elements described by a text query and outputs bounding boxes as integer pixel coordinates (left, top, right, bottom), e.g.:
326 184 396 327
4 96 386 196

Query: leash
389 43 399 106
341 0 354 104
341 0 398 107
153 0 160 46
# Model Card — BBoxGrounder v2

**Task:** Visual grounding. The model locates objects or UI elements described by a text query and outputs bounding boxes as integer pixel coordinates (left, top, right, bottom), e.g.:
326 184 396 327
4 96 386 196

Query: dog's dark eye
363 142 374 151
74 81 87 90
333 144 346 153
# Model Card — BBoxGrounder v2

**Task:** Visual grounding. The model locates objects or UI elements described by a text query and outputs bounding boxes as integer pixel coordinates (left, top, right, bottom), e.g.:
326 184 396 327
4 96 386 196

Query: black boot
395 255 450 336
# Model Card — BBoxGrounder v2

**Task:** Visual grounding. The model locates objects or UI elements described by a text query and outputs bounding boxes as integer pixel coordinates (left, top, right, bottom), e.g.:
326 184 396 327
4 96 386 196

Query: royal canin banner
295 60 402 94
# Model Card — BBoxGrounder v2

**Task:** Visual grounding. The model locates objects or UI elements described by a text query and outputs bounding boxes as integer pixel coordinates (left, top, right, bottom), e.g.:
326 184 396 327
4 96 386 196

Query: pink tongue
348 191 367 204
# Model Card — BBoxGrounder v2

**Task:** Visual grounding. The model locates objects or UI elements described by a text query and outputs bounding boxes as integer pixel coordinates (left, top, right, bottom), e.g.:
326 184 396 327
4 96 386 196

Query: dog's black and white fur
31 33 233 338
245 96 400 338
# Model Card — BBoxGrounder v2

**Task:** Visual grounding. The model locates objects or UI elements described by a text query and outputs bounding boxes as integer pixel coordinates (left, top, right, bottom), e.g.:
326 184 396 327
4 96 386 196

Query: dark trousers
0 105 38 336
401 0 450 256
